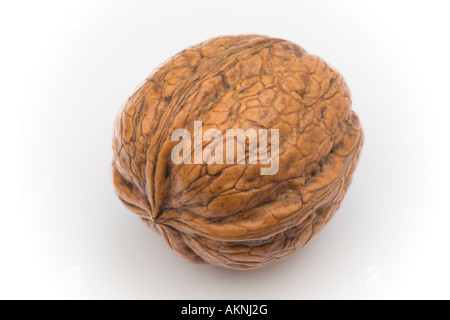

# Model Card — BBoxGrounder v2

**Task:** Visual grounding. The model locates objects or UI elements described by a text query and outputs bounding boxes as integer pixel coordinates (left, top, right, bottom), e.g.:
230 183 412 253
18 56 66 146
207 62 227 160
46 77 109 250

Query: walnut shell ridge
112 35 363 269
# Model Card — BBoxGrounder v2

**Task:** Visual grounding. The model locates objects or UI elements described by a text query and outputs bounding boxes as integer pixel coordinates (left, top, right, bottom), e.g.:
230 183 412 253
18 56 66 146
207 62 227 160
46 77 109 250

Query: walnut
112 35 363 269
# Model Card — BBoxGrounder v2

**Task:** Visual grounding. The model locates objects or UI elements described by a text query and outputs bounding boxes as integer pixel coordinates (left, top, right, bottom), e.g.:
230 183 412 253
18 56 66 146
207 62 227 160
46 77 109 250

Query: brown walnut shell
112 35 363 269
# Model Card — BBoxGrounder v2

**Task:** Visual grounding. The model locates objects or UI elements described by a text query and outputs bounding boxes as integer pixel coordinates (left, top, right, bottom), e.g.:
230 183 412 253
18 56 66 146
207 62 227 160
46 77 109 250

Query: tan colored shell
112 35 363 269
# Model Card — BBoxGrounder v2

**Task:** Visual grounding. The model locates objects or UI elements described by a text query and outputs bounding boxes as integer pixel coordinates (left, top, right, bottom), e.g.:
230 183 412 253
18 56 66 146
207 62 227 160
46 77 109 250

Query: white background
1 0 449 299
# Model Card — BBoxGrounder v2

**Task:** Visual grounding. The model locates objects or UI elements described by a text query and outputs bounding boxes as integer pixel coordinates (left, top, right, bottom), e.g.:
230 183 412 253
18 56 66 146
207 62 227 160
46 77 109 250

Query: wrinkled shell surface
112 35 363 269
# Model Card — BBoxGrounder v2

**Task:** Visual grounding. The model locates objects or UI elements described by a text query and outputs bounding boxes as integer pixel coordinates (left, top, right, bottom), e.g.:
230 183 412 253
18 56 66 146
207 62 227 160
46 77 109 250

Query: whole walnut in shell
112 35 363 269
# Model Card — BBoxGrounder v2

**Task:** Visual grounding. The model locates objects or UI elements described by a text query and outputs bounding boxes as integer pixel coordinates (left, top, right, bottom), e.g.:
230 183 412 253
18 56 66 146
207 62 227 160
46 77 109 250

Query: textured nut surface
112 35 363 269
